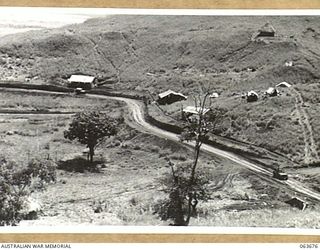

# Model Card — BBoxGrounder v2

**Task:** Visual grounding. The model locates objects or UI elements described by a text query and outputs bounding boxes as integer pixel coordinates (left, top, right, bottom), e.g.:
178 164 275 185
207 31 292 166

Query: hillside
0 16 319 87
0 15 319 165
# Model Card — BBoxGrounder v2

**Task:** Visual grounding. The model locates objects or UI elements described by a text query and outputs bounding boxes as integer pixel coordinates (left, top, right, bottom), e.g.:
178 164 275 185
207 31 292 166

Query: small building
276 81 292 88
246 91 259 102
183 106 210 116
252 23 276 40
257 23 276 37
209 92 219 98
157 90 187 105
68 75 96 90
285 197 308 210
285 61 294 67
266 87 279 97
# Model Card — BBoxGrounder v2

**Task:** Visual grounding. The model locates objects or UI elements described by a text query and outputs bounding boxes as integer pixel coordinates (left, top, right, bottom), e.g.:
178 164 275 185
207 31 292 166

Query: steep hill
0 16 319 90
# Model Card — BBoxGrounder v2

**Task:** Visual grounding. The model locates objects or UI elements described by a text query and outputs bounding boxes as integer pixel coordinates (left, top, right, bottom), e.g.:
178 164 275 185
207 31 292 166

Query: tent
266 87 279 97
246 91 259 102
276 82 292 88
257 23 276 37
252 23 276 40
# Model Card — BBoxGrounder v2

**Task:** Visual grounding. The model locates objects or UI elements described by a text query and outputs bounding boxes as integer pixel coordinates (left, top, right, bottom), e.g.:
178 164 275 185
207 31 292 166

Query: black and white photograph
0 7 320 228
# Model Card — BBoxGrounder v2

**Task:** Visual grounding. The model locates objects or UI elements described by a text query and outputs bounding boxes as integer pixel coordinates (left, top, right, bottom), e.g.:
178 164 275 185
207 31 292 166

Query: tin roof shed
68 75 95 83
183 106 210 115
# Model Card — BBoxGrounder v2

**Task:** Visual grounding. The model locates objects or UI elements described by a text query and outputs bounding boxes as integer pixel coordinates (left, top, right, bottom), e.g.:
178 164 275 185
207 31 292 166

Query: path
2 87 320 202
290 87 319 164
88 93 320 202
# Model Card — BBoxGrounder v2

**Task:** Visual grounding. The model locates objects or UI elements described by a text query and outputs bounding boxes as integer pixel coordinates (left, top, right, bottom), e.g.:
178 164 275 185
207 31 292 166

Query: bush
156 162 212 225
150 146 160 153
0 158 57 226
26 159 57 190
170 154 187 161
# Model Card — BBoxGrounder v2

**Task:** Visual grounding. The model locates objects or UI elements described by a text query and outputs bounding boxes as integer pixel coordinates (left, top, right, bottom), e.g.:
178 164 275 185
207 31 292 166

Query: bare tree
158 86 223 226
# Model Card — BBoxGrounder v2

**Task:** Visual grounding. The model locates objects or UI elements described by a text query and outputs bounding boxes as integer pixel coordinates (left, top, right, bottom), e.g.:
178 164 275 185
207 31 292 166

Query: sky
0 7 111 37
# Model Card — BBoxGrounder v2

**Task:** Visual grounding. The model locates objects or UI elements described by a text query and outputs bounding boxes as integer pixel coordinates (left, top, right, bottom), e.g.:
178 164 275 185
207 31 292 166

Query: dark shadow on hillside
57 157 105 173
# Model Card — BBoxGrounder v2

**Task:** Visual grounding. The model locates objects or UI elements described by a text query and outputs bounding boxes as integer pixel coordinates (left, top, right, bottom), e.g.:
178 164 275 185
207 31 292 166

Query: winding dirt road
2 87 320 203
88 94 320 202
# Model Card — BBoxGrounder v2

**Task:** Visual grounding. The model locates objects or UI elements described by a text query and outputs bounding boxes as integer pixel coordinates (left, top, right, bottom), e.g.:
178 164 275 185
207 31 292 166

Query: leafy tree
64 111 121 162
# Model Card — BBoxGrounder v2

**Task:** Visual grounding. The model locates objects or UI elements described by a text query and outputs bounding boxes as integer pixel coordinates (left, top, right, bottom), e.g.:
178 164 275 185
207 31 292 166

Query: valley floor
0 90 318 227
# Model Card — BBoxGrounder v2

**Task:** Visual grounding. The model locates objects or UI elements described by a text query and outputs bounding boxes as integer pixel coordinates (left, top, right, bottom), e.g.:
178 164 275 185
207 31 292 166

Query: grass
0 90 124 166
5 109 318 227
1 15 319 166
0 90 124 114
0 14 319 226
0 87 317 227
192 206 320 228
149 87 306 161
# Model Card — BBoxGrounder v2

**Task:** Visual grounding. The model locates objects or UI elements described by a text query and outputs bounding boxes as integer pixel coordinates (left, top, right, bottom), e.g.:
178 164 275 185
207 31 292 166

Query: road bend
90 94 320 202
1 87 320 202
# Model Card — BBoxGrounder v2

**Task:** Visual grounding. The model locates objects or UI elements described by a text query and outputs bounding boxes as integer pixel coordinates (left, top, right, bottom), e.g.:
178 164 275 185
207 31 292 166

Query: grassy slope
1 91 318 227
0 15 319 164
0 16 319 86
0 91 124 164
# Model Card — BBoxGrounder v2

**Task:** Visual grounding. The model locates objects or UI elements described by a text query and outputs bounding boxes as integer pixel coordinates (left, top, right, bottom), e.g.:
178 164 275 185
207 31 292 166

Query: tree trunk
191 142 201 182
185 193 193 226
170 189 186 226
185 140 201 225
89 145 94 162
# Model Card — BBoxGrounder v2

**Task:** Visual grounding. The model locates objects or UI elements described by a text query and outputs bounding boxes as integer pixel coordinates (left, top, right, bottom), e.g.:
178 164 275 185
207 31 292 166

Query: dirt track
1 87 320 203
88 93 320 202
290 87 319 164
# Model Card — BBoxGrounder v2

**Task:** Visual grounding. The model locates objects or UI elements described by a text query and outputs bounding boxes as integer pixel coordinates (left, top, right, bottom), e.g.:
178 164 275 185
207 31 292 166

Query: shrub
56 122 66 127
150 146 160 153
156 162 212 225
133 145 141 150
26 159 57 190
0 158 57 225
170 154 187 161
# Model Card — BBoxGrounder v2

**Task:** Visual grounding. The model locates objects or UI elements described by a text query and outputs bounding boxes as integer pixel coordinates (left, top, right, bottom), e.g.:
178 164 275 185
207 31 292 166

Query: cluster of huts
156 80 292 114
156 89 219 117
244 81 292 103
156 88 309 210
